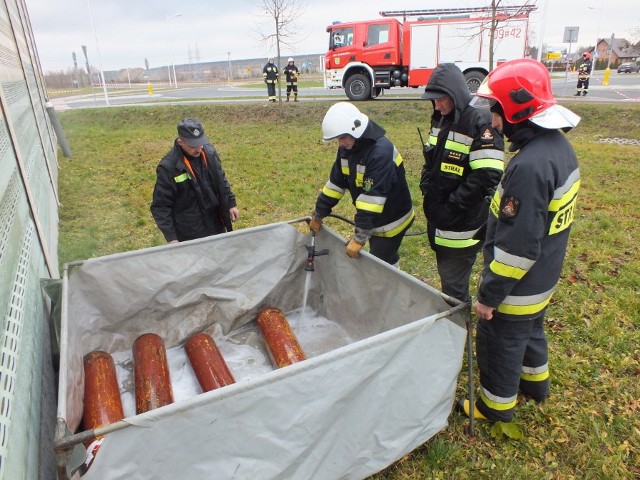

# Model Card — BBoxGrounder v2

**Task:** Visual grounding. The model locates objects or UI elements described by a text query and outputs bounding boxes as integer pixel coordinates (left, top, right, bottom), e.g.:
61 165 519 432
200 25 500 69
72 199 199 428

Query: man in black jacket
420 63 504 304
151 118 239 243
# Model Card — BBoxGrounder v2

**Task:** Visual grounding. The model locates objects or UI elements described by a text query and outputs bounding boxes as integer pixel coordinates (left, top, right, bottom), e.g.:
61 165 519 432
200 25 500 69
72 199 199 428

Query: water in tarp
110 308 353 418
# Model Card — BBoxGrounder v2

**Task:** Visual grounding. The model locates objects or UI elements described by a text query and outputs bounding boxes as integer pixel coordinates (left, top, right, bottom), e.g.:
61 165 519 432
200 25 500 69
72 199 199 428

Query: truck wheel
464 71 486 93
345 74 372 101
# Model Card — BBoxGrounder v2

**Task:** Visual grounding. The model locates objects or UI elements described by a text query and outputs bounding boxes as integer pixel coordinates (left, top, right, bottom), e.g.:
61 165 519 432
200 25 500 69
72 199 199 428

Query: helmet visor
469 95 495 109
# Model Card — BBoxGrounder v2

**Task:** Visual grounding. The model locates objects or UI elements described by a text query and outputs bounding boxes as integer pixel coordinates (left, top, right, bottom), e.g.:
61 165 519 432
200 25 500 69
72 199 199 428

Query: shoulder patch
499 196 520 219
481 128 494 141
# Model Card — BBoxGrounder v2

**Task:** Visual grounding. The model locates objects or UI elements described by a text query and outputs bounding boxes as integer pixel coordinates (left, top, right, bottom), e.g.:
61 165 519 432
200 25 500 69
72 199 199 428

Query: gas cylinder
257 307 306 368
82 350 124 430
133 333 174 414
185 332 235 392
81 350 124 471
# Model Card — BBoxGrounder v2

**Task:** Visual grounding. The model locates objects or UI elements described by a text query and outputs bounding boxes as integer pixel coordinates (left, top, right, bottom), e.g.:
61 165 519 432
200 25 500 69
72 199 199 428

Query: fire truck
324 5 535 100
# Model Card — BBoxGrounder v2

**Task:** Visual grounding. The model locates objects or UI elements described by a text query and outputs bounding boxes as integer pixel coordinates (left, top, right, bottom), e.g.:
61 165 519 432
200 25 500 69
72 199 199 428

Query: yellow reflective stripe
393 148 403 166
174 173 189 183
489 259 527 280
435 237 480 248
480 385 517 411
497 290 554 316
549 177 580 212
489 247 535 280
372 209 415 237
355 164 365 187
444 139 471 154
489 189 501 217
322 181 345 200
440 162 464 176
469 158 505 171
340 158 349 175
521 364 549 382
355 194 385 213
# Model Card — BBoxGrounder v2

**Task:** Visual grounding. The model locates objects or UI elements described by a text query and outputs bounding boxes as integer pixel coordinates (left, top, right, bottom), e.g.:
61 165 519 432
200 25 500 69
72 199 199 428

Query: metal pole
86 0 109 106
536 0 549 62
166 13 182 89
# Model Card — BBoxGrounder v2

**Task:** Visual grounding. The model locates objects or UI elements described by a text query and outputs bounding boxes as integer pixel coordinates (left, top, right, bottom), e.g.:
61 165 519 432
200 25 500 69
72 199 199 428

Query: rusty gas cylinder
185 332 236 392
257 307 306 368
133 333 174 414
82 350 124 430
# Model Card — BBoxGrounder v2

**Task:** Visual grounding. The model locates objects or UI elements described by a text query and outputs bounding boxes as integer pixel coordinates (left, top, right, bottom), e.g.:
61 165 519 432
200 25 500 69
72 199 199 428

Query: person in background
419 63 505 305
151 118 239 243
283 57 300 102
458 58 581 423
263 57 279 103
574 52 593 96
309 102 414 266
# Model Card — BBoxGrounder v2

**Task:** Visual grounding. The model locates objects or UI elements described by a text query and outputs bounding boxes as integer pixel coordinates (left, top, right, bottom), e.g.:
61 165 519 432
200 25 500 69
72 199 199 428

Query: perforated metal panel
0 0 59 478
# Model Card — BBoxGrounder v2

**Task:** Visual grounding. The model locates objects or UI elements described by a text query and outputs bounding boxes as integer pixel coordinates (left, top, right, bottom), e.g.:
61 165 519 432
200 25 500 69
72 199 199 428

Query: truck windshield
330 27 354 49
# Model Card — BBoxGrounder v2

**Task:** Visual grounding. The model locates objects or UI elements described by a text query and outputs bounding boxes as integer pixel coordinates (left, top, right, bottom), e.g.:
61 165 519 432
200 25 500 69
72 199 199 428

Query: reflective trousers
475 311 550 422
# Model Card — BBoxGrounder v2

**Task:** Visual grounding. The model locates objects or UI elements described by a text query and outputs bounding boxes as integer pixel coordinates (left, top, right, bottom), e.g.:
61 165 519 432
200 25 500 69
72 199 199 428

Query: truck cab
325 19 403 100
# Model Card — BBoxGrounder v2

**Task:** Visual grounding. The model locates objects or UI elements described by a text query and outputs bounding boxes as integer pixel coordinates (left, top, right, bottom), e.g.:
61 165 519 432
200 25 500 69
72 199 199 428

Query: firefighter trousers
368 219 413 266
435 251 477 304
475 311 550 422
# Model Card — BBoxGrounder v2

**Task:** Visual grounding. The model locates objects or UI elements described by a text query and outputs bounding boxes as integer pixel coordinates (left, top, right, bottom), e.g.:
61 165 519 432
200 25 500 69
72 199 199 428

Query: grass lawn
57 101 640 479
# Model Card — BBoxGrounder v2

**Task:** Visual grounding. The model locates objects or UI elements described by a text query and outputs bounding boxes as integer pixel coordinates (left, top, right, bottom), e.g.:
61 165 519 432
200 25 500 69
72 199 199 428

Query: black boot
583 91 588 96
574 91 581 96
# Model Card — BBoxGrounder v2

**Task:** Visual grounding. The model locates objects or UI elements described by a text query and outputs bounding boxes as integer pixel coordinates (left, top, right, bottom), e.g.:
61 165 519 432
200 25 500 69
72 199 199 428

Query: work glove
346 239 364 258
309 214 323 235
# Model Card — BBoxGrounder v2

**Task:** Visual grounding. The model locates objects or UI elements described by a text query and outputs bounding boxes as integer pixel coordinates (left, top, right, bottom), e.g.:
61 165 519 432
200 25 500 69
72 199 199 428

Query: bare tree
254 0 306 102
486 0 537 70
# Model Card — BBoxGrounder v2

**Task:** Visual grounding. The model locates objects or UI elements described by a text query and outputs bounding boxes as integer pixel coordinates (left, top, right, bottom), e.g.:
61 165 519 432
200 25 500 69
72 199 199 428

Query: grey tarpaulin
56 221 467 479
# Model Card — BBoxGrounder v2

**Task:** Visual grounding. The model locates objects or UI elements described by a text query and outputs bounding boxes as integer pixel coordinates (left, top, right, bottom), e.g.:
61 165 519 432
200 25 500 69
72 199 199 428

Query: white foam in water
108 308 352 418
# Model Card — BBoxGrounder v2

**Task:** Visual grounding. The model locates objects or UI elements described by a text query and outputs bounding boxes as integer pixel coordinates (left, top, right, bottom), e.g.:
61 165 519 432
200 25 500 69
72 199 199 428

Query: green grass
57 101 640 479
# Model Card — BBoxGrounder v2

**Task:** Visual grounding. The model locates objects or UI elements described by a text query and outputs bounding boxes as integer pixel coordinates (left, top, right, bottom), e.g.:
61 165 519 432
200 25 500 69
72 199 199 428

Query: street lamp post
86 0 109 105
166 13 182 88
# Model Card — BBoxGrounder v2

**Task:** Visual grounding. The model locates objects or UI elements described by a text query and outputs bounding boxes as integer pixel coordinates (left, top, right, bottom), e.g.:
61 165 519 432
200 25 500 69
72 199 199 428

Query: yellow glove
346 239 364 258
309 215 323 235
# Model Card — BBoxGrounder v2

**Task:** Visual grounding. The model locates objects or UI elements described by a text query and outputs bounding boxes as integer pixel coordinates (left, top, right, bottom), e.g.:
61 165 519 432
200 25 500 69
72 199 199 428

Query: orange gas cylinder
133 333 174 414
257 307 307 368
185 332 236 392
81 350 125 471
82 350 124 430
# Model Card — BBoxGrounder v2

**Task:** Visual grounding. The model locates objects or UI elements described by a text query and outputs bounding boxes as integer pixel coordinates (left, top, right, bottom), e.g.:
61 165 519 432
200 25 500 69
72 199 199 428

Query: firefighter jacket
477 124 580 320
578 58 592 80
314 120 414 243
420 63 505 256
151 141 236 242
283 64 300 85
263 62 278 83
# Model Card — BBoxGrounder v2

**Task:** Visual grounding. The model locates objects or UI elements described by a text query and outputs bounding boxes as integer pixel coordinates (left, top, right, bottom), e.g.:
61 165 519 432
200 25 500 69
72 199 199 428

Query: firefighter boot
583 90 588 96
286 93 290 102
294 93 298 102
574 91 581 96
455 399 488 421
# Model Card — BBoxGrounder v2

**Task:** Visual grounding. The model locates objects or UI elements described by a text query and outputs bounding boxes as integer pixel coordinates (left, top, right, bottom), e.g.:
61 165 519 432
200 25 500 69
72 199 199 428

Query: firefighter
262 57 278 102
575 52 593 96
309 102 415 266
457 59 581 422
420 63 505 305
283 57 300 102
150 118 239 243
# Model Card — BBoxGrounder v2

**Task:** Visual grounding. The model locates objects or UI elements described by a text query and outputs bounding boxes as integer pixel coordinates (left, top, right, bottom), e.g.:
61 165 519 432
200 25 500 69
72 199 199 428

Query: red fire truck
324 5 535 100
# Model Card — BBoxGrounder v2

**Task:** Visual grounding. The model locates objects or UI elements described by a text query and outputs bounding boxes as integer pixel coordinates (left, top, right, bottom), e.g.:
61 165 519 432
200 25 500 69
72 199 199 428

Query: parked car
617 62 640 73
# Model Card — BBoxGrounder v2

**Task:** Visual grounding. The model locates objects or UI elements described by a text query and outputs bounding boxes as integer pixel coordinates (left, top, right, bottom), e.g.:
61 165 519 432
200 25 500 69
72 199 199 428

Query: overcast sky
25 0 639 73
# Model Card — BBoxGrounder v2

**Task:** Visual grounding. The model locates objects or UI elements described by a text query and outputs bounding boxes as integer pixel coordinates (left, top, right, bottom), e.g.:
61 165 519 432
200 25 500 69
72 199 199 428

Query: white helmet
288 57 294 63
322 102 369 140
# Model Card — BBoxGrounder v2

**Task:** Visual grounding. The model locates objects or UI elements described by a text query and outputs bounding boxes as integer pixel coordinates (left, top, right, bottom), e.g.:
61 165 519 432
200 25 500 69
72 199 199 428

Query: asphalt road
51 70 640 110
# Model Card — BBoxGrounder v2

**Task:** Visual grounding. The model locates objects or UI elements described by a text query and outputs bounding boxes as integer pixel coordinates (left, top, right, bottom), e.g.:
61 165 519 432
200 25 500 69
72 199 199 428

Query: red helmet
474 58 555 124
583 52 592 59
